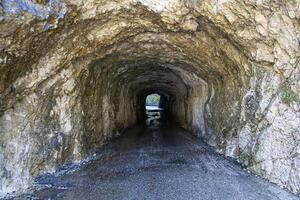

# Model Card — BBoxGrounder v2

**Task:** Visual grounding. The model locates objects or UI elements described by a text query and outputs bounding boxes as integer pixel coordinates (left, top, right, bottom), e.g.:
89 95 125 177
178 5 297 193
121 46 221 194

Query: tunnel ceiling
0 0 300 197
0 0 254 98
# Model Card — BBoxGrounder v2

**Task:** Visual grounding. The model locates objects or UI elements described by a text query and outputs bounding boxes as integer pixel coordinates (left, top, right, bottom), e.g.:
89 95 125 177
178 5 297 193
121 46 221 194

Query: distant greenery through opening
145 93 161 107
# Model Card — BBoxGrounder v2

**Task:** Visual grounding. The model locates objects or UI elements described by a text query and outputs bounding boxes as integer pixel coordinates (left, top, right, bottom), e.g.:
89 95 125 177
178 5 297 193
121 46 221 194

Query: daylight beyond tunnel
0 0 299 197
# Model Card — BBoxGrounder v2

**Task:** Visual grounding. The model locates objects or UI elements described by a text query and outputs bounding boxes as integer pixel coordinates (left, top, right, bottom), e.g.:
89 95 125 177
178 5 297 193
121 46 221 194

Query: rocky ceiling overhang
0 0 299 197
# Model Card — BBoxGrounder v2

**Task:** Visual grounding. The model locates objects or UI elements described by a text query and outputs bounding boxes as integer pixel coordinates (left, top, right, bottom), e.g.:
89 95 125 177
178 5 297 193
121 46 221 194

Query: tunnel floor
11 112 300 200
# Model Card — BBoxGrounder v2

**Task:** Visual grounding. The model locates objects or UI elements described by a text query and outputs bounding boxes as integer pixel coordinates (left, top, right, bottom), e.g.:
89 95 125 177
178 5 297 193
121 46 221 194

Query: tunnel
80 36 233 148
0 0 299 197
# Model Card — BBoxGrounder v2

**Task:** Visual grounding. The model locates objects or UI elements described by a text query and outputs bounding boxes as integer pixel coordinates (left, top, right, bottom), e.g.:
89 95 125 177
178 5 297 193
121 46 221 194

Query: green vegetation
282 83 298 105
146 93 161 106
287 0 298 6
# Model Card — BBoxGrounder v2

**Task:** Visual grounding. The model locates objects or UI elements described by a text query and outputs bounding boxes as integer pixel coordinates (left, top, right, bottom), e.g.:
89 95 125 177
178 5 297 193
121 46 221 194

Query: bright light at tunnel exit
145 93 163 111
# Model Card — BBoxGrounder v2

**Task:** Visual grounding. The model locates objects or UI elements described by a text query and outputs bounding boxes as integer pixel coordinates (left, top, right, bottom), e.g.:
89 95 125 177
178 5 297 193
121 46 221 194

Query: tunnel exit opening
145 93 163 111
144 93 167 128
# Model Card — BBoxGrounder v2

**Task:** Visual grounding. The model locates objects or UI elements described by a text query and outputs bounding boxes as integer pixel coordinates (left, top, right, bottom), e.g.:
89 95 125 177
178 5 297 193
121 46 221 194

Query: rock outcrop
0 0 299 197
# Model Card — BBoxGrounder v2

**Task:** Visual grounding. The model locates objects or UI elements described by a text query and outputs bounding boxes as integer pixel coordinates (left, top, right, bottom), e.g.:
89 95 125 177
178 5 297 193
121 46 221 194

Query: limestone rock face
0 0 299 197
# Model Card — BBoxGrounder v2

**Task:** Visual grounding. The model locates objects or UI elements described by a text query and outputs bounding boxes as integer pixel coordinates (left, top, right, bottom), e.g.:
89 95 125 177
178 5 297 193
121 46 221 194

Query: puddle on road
145 105 165 130
146 110 163 128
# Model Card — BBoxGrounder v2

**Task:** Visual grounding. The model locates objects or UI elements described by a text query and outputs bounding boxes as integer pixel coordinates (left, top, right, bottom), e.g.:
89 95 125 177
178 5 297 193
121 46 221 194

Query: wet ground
9 111 300 200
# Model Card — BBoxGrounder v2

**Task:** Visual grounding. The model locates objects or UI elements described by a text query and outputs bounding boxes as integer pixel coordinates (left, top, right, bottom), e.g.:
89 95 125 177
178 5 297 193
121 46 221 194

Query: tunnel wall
170 84 209 137
0 0 300 197
0 61 138 194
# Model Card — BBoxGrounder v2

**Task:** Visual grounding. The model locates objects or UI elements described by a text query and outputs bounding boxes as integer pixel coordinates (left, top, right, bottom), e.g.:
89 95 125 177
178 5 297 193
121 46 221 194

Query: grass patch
281 83 298 104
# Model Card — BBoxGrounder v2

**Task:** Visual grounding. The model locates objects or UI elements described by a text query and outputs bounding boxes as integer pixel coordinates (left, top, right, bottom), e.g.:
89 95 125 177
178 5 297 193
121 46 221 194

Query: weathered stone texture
0 0 299 197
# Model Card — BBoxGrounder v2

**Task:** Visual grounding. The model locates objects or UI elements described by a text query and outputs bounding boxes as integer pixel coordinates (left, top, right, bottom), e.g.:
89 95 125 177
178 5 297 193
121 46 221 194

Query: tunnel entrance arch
1 0 299 196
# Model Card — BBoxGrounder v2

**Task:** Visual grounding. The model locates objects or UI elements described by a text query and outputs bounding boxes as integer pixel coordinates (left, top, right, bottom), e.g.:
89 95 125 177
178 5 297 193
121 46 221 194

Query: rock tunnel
0 0 299 197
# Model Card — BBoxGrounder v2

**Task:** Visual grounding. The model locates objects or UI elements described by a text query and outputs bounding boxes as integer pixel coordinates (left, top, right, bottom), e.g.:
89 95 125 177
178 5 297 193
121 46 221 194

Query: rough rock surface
0 0 299 197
